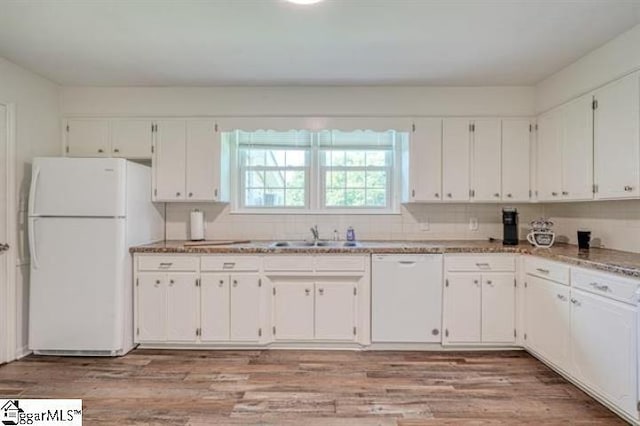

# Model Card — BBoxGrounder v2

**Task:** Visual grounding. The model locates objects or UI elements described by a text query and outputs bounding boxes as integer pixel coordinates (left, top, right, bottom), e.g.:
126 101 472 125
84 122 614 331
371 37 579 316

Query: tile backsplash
544 200 640 253
165 203 543 242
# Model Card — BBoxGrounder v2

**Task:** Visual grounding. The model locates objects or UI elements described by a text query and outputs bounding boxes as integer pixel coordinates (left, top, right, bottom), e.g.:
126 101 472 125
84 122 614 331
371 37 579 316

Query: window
224 128 407 213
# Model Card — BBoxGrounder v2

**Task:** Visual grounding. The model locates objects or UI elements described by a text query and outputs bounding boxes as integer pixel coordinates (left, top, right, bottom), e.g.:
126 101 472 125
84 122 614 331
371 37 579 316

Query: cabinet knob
169 279 175 286
562 191 569 196
551 192 558 196
493 193 500 198
233 280 238 287
446 193 452 198
411 189 415 198
188 192 193 197
624 185 634 192
486 280 493 286
176 192 181 197
214 189 218 198
473 280 479 285
155 280 160 286
219 280 224 286
113 148 120 153
434 193 439 198
97 149 104 153
318 288 324 295
507 193 512 198
305 288 310 296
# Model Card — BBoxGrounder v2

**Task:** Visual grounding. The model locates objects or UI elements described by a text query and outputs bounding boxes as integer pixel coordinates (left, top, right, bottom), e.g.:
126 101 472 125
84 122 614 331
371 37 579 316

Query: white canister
190 209 205 241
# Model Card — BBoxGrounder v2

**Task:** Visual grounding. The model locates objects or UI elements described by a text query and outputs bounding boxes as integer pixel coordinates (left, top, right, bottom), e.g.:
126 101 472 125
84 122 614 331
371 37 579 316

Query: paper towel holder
190 209 205 241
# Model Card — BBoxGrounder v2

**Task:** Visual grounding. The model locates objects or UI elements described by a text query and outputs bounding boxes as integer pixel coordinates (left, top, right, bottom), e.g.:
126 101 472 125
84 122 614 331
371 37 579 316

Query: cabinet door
594 73 640 199
481 274 515 343
154 120 186 201
200 274 229 341
112 120 153 159
273 283 314 340
409 118 442 202
166 273 198 342
502 119 531 202
443 274 481 343
137 274 166 341
524 276 571 371
230 274 261 341
570 289 637 418
186 120 220 201
536 111 563 201
442 118 470 201
315 282 356 341
471 119 502 202
561 95 593 200
65 119 110 157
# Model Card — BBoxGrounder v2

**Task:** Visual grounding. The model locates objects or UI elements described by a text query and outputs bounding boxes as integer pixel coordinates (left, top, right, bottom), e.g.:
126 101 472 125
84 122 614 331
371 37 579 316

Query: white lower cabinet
443 256 516 345
443 274 481 343
524 275 571 371
315 282 356 340
272 281 357 341
136 272 198 342
229 275 262 341
200 274 230 341
166 274 199 342
570 288 637 419
273 282 315 340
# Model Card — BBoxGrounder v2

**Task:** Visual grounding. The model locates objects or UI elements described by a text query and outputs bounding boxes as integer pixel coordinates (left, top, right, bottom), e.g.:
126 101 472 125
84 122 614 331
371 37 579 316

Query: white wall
0 56 60 359
60 86 536 117
536 23 640 113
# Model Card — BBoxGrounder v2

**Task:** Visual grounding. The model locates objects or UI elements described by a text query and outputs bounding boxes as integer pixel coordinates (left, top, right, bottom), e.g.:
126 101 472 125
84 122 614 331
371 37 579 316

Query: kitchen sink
269 240 360 248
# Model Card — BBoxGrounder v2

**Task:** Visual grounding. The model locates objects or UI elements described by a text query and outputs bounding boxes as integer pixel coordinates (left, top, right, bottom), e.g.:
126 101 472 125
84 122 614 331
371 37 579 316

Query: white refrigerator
28 157 164 355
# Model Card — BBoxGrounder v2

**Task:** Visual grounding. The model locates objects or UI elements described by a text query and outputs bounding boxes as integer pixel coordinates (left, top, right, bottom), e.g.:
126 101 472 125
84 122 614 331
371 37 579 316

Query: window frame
227 128 406 215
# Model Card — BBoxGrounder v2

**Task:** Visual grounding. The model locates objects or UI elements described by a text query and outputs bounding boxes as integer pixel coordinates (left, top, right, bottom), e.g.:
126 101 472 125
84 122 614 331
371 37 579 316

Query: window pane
346 171 366 188
328 171 346 188
246 171 264 187
366 170 387 188
245 189 264 206
345 189 366 206
325 188 345 206
266 150 286 167
285 170 305 188
366 189 386 207
247 150 266 166
285 189 305 206
286 150 306 167
345 151 365 166
264 189 284 206
366 151 387 166
264 171 284 187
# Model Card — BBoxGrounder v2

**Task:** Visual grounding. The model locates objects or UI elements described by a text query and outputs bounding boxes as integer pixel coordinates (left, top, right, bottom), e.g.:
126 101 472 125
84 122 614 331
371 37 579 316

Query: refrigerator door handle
28 166 41 217
29 218 40 269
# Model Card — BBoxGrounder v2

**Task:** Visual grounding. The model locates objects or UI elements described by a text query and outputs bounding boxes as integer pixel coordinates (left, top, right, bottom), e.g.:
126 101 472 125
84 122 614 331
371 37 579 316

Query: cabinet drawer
200 256 261 272
138 256 198 272
315 256 366 272
524 257 569 285
445 255 515 272
264 256 314 272
572 268 640 305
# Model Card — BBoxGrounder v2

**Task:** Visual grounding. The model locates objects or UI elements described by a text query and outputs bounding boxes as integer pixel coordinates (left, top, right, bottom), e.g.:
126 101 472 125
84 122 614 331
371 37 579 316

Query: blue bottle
346 226 356 242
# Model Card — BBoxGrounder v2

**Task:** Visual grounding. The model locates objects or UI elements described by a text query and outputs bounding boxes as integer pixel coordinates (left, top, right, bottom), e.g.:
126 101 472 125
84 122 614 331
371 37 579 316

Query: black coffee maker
502 208 519 245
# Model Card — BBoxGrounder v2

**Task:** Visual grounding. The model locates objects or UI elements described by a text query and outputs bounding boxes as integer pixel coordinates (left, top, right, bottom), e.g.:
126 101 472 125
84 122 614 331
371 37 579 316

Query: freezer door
29 157 127 217
29 217 126 351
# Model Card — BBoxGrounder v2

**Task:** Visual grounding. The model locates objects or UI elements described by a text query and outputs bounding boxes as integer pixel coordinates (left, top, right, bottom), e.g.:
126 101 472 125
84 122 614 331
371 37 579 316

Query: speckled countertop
131 239 640 279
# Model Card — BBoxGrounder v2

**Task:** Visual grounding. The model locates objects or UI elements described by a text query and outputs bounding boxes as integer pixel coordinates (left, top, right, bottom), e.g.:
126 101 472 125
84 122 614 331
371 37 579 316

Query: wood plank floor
0 349 626 425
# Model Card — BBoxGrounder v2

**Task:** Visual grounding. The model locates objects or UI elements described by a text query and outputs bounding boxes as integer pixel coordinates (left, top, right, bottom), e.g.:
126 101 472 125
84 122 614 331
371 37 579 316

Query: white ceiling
0 0 639 86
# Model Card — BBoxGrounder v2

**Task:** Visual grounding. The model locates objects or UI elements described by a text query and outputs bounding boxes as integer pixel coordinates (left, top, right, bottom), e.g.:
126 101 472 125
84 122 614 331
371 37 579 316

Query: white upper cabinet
153 119 222 202
536 110 563 201
154 120 187 201
65 119 110 157
470 119 502 202
501 119 531 202
561 94 594 201
594 72 640 199
186 120 221 202
442 118 470 201
409 118 442 202
111 120 154 159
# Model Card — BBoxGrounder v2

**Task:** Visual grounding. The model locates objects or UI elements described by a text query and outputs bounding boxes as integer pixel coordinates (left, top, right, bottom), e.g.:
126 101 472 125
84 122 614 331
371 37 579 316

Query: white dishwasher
372 254 443 343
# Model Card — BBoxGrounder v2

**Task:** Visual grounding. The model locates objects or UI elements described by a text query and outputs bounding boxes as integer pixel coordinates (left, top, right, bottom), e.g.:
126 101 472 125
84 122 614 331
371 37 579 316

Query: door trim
0 103 17 364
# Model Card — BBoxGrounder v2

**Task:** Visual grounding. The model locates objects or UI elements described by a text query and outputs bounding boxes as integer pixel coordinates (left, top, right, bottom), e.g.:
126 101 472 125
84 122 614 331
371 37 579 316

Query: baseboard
15 345 31 360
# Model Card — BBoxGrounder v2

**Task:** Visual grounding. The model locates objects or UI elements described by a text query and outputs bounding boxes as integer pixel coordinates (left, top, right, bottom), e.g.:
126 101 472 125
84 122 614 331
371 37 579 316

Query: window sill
230 208 401 215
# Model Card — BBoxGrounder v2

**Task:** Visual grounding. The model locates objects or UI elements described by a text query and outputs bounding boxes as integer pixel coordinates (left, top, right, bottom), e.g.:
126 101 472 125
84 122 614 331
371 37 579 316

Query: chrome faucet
310 225 319 242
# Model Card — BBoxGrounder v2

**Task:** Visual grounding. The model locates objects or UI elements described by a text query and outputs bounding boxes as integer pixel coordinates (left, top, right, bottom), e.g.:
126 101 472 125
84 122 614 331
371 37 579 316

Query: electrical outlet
469 217 479 231
419 220 430 231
